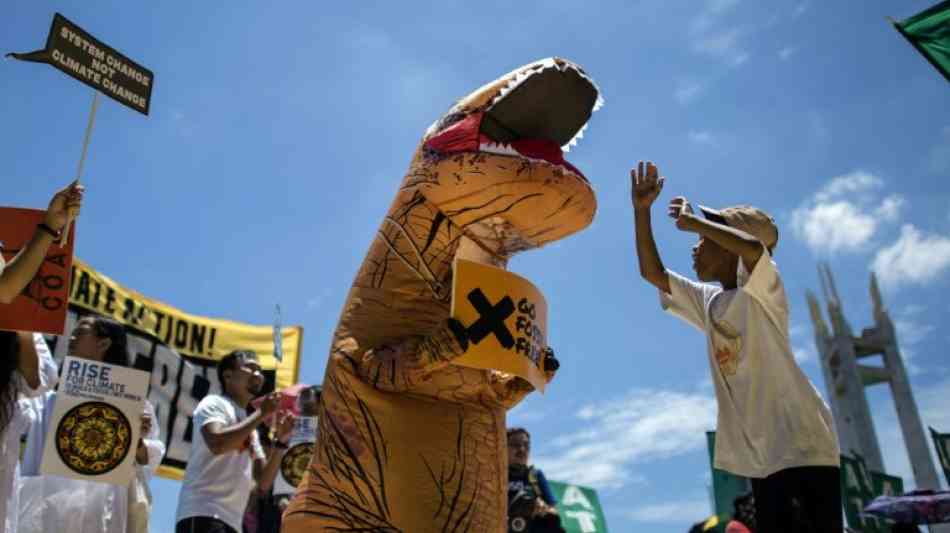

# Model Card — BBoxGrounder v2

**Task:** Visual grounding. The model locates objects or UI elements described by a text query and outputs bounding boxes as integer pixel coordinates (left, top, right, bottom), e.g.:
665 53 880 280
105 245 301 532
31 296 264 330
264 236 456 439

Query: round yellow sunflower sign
55 401 133 476
280 442 314 487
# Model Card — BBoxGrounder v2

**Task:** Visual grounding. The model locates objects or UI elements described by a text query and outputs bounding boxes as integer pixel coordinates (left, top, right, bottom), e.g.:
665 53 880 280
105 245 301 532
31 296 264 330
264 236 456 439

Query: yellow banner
50 258 304 480
449 259 547 391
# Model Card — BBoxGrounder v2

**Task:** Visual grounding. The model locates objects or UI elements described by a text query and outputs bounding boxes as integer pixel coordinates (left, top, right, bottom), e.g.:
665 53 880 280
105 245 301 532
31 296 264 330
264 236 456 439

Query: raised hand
667 196 695 231
44 181 84 232
630 160 664 209
275 410 296 444
259 392 280 417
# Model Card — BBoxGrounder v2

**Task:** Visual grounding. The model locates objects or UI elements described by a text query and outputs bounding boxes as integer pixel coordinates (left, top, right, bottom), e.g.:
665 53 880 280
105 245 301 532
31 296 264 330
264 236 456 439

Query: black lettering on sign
175 320 188 349
123 297 136 322
465 288 515 348
104 287 116 314
514 298 544 364
45 253 67 268
74 270 91 305
190 324 207 355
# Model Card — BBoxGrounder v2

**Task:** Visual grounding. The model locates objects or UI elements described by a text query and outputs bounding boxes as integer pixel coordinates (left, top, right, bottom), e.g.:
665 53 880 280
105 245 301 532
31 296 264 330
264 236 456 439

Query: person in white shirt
18 316 166 533
630 161 841 532
0 332 58 533
175 350 294 533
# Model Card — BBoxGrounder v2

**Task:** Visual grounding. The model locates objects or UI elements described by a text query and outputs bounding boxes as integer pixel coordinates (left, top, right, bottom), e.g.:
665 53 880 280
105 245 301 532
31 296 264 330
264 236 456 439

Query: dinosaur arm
491 368 556 410
491 347 558 409
352 319 467 393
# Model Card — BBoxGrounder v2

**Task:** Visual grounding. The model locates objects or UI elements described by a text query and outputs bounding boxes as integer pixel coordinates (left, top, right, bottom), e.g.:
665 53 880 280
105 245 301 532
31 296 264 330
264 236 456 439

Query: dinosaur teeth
479 141 520 156
562 122 588 152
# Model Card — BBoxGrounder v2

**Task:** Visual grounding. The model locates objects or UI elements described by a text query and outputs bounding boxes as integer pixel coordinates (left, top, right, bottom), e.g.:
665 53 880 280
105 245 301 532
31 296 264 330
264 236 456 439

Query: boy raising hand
631 161 841 532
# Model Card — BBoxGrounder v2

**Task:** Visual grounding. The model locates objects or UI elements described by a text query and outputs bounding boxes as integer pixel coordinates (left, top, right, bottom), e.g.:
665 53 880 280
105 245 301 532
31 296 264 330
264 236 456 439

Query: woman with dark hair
0 330 59 533
19 315 165 533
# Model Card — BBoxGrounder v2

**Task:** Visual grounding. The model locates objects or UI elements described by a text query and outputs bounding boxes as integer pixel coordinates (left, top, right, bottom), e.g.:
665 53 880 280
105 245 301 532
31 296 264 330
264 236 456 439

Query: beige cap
699 205 778 251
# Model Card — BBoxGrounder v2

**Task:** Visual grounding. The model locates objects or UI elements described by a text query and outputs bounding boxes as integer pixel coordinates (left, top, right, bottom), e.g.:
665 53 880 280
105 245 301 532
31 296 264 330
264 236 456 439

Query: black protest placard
7 13 153 115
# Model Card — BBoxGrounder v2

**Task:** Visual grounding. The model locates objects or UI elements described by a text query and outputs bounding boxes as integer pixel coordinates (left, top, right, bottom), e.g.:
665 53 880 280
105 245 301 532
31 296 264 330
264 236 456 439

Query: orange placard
0 207 75 334
449 258 547 391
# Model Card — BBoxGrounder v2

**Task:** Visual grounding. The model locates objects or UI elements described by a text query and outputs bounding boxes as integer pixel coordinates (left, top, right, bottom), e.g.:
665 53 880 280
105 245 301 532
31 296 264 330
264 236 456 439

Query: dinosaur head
411 57 602 261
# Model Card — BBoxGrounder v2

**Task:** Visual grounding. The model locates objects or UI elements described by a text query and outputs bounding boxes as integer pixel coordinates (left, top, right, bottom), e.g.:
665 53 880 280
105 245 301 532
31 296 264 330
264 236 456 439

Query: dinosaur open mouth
424 59 602 180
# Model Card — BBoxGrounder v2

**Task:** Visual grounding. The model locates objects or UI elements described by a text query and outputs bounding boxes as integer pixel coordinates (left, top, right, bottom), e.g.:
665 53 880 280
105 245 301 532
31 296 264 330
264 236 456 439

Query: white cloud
872 225 950 288
534 388 716 490
791 201 877 253
690 0 740 34
688 1 749 68
894 318 935 347
814 171 881 202
626 498 712 522
778 46 797 60
675 82 705 105
791 171 904 254
875 195 905 221
693 28 750 67
688 130 716 146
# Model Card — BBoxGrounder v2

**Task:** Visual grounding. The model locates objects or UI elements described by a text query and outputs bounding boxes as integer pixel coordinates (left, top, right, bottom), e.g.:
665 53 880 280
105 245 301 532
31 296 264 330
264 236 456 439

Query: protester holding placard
630 161 841 532
272 385 320 518
175 350 294 533
18 315 164 533
0 181 83 304
0 331 57 533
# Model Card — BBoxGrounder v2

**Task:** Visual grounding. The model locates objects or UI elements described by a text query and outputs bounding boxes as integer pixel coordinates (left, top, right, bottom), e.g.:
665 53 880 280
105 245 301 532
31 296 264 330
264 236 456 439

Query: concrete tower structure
806 264 940 490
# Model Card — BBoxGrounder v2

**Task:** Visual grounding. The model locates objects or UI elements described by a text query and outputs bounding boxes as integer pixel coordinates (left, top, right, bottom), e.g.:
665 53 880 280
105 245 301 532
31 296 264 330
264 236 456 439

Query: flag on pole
274 304 284 363
891 0 950 82
931 427 950 486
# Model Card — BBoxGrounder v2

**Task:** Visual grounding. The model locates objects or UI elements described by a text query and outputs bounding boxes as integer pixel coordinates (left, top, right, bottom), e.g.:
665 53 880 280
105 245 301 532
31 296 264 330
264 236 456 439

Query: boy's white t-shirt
660 254 839 478
175 394 264 532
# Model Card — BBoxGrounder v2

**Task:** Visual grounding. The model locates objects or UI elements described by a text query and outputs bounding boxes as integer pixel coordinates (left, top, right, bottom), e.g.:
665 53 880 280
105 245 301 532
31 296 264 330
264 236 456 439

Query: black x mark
465 288 515 349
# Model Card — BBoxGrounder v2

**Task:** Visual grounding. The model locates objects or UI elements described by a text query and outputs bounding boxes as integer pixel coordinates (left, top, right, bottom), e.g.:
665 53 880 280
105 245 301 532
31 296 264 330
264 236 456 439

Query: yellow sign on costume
450 259 547 391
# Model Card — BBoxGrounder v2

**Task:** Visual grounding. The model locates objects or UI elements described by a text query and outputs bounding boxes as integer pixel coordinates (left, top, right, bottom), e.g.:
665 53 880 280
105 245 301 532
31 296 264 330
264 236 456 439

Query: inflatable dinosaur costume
282 57 601 532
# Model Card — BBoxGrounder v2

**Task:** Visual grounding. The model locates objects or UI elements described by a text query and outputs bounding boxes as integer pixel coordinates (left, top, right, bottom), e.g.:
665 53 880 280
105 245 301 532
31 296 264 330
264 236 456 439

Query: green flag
931 426 950 486
840 453 891 533
892 0 950 82
547 481 609 533
706 431 751 526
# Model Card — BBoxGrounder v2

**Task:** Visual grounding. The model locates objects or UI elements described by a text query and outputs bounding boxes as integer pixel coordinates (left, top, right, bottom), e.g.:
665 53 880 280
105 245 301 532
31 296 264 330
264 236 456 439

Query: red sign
0 207 75 334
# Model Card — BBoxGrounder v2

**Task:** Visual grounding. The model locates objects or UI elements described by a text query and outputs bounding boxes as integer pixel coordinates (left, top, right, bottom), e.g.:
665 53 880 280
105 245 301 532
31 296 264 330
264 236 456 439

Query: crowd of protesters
6 164 914 533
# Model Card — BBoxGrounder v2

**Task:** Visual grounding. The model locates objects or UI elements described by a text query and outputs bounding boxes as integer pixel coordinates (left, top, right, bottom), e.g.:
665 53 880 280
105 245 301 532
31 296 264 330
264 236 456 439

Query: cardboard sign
45 258 304 480
0 207 75 334
274 416 318 496
40 356 150 485
449 259 547 391
7 13 153 115
548 481 610 533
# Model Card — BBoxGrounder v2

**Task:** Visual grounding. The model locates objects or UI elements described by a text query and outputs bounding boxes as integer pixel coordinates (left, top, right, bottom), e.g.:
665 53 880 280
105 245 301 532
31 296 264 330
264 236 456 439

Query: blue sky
4 1 949 532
